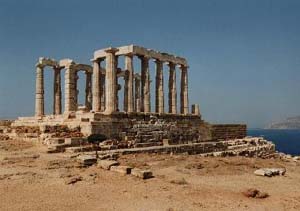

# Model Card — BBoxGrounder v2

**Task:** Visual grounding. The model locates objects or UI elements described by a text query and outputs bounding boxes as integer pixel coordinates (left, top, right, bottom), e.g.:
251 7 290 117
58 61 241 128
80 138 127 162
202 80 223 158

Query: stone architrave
53 67 62 115
168 62 177 114
155 60 164 113
180 65 189 114
104 48 119 114
35 64 44 117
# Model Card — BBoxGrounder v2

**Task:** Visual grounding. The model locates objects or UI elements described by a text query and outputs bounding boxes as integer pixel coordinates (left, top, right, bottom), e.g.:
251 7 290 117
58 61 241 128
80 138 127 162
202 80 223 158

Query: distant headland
265 116 300 129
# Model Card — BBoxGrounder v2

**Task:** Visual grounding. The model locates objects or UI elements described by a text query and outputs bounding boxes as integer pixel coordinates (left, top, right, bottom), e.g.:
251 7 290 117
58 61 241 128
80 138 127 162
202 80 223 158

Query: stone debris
110 166 132 175
242 188 269 199
131 168 153 179
98 160 119 170
254 168 286 177
77 155 97 166
65 175 82 185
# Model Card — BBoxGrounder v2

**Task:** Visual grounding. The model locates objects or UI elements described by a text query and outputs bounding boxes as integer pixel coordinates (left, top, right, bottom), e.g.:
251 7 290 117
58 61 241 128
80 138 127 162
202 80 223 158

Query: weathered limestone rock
97 160 119 170
110 165 132 175
131 168 153 179
254 168 286 177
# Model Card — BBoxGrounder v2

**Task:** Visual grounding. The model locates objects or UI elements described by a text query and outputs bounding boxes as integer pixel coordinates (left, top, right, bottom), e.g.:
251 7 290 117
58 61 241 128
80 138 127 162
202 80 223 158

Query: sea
247 129 300 156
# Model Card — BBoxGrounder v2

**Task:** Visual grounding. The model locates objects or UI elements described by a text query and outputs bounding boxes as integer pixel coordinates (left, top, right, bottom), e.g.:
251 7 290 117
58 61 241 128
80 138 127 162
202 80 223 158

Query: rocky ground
1 138 300 211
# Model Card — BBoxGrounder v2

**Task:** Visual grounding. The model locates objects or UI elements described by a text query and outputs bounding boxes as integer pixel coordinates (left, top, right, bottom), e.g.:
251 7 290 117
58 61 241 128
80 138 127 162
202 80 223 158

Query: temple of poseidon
6 45 275 155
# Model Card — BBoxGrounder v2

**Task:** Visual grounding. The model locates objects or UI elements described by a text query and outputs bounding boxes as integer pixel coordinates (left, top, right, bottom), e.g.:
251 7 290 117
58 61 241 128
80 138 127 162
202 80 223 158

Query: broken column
180 65 189 114
35 64 44 117
104 48 119 114
155 59 164 113
53 67 62 115
168 62 177 114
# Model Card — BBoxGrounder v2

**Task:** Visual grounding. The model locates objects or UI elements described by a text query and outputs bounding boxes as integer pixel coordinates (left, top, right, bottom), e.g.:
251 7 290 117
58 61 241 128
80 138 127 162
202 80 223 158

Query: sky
0 0 299 128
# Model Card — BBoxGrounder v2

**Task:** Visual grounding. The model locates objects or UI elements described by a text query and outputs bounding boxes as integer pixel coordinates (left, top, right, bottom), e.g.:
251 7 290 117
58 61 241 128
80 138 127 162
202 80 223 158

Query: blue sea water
247 129 300 156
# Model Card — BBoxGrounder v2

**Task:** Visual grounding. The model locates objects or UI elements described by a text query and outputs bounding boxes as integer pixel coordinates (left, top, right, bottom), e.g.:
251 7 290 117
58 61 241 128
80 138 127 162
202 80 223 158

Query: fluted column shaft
140 56 150 112
180 65 189 114
85 72 92 111
168 62 177 114
104 48 118 114
155 60 164 113
53 67 62 115
135 77 141 112
124 54 134 112
92 60 101 112
64 67 76 113
35 65 44 117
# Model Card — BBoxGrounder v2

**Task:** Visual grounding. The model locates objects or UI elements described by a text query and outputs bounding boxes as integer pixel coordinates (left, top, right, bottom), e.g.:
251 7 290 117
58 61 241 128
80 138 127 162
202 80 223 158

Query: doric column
140 56 150 113
85 72 92 111
100 71 105 111
53 67 62 115
104 48 119 114
64 66 76 113
168 62 177 114
35 64 44 117
92 59 101 112
124 53 134 112
135 76 141 112
155 59 164 113
180 65 189 114
74 71 79 110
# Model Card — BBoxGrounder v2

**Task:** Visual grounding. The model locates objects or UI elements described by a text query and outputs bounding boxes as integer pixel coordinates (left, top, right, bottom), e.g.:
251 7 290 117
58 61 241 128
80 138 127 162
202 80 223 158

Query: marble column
155 60 164 113
168 62 177 114
140 56 150 113
180 65 189 114
74 71 79 110
92 59 101 112
104 48 118 114
135 76 141 112
64 66 76 113
100 71 105 111
85 72 92 111
35 64 44 117
53 67 62 115
124 53 134 112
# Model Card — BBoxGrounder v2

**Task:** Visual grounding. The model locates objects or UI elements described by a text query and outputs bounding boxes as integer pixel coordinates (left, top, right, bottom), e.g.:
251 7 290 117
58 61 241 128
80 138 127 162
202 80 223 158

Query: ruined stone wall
210 124 247 141
87 113 211 147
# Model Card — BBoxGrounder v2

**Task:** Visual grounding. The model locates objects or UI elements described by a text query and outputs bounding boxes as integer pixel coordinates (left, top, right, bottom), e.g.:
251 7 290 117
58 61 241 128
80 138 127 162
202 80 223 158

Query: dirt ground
1 138 300 211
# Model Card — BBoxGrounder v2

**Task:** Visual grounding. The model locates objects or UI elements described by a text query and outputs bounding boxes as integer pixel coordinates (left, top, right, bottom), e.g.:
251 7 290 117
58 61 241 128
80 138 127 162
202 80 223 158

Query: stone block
131 168 153 179
110 165 132 175
77 155 97 166
98 160 119 170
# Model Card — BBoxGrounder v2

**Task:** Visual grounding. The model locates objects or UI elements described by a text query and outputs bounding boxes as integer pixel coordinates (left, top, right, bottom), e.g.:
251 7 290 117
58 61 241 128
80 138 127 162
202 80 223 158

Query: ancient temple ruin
13 45 248 148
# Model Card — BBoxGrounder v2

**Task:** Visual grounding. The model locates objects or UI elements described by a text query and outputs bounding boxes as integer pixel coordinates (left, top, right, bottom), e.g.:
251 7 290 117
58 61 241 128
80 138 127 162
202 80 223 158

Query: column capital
124 52 134 57
179 64 189 70
138 55 151 60
167 62 176 68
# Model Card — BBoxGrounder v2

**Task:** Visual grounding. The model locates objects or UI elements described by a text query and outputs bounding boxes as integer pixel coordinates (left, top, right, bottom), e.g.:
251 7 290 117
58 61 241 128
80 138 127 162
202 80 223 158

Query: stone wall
86 113 211 147
210 124 247 141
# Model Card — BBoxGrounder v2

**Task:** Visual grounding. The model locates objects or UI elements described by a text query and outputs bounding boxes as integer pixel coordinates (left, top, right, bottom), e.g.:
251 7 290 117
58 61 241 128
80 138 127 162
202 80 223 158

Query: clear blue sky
0 0 299 128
